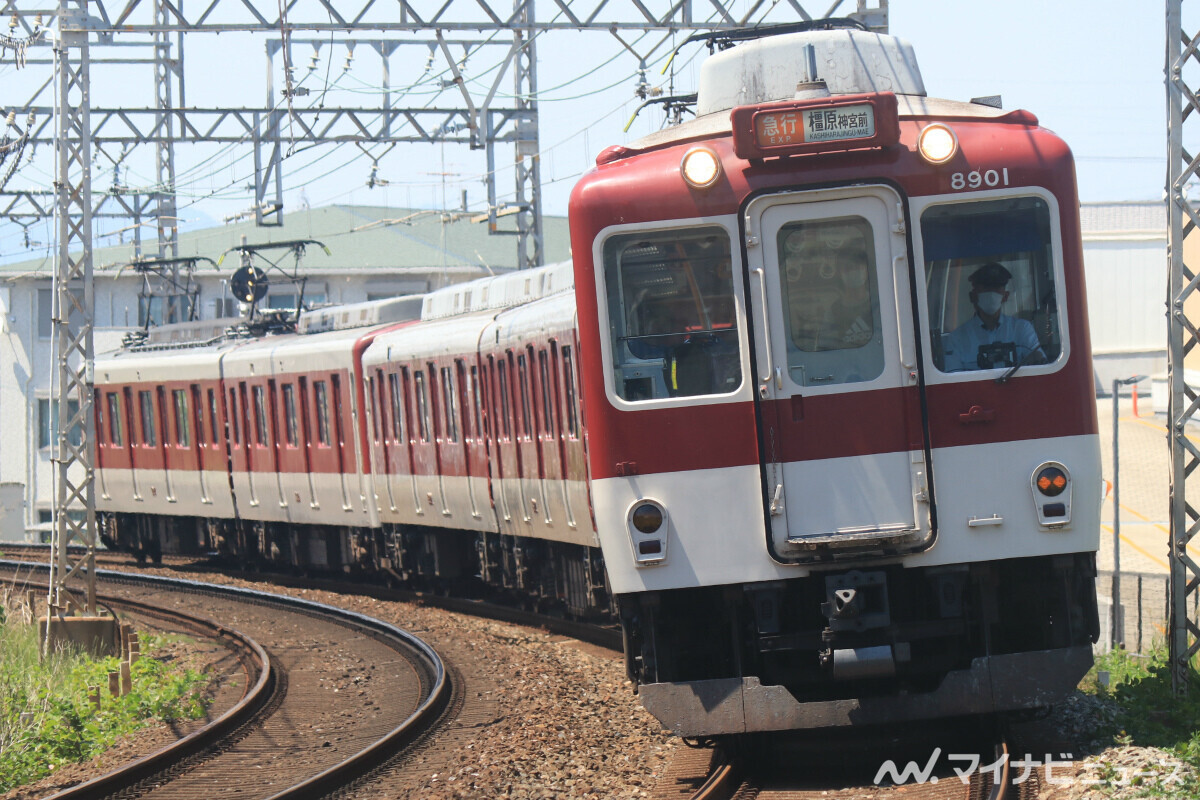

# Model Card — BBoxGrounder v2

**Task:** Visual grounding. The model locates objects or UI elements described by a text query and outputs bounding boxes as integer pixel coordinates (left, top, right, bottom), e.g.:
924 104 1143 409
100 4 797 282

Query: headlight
680 147 722 189
917 123 958 165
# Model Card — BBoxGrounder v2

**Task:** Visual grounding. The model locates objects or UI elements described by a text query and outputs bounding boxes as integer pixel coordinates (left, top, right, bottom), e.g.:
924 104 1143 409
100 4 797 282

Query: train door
297 377 319 508
744 186 932 559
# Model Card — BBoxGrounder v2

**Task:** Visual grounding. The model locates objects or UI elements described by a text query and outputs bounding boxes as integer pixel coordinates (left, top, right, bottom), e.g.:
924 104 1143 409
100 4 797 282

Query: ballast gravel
65 569 676 799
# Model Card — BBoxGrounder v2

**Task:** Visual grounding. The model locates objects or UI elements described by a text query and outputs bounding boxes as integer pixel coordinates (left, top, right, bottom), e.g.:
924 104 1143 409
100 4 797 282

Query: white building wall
1084 238 1167 353
1080 203 1168 394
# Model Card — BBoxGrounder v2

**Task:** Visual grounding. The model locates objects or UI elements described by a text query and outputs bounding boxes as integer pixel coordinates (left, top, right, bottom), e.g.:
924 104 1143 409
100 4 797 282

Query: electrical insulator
34 14 42 29
8 14 17 32
5 111 14 127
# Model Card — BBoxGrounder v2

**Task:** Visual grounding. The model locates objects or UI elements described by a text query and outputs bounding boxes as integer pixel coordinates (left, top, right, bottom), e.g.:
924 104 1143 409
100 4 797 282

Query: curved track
0 561 450 800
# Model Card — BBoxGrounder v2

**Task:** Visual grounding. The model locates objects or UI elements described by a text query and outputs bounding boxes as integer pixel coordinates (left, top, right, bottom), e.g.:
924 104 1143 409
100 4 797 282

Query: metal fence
1096 569 1200 654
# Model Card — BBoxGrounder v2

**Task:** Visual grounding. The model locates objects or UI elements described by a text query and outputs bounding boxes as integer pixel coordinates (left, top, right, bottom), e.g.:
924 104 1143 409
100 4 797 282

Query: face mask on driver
976 291 1004 315
843 268 868 289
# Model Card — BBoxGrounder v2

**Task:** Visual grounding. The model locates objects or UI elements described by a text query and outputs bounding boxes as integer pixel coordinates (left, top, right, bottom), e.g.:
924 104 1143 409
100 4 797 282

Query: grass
0 592 211 793
1081 646 1200 797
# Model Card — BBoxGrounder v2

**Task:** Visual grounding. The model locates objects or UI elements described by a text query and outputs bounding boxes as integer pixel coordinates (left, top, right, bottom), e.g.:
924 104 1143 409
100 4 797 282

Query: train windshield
776 214 884 385
603 227 741 401
921 196 1061 374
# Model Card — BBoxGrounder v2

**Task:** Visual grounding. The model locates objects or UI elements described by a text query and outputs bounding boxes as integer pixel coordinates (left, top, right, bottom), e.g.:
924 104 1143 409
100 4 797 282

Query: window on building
39 398 83 449
38 289 52 339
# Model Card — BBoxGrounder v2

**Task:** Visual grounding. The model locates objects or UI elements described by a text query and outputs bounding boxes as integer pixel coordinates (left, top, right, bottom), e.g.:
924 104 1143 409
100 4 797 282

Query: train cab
570 24 1100 735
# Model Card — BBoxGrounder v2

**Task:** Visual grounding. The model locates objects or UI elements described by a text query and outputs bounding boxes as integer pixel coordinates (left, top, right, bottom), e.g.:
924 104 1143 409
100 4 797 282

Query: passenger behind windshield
941 262 1044 372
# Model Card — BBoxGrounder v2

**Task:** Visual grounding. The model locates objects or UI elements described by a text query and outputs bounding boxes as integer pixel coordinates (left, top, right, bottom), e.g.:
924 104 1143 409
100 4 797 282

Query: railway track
0 561 450 800
0 542 623 651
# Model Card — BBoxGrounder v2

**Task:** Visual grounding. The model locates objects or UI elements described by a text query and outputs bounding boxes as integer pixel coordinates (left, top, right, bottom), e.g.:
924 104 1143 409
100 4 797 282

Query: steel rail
1 560 452 800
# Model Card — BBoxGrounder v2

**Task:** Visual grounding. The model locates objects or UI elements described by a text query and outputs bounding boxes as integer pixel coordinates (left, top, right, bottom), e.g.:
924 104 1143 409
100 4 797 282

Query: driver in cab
942 262 1043 372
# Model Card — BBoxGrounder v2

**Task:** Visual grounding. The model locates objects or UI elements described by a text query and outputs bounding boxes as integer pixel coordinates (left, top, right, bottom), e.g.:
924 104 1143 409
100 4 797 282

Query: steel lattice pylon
1166 0 1200 694
47 0 97 620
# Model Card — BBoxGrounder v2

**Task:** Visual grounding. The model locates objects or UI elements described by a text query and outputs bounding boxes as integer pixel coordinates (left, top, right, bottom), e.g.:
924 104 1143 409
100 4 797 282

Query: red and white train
95 22 1101 737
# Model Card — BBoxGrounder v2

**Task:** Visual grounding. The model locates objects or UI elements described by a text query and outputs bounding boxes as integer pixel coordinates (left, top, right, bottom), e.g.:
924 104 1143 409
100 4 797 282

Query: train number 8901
950 168 1010 191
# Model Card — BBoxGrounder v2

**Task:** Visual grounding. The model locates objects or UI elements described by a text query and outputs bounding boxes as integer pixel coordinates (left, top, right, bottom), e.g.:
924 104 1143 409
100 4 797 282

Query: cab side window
603 226 741 401
921 196 1062 373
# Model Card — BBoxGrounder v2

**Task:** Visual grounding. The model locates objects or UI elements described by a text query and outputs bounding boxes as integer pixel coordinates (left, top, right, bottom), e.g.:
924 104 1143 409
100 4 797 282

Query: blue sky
0 2 1174 262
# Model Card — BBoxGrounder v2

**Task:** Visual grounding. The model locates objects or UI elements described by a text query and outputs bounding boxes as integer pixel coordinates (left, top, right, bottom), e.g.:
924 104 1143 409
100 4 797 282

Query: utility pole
1166 0 1200 694
45 0 110 652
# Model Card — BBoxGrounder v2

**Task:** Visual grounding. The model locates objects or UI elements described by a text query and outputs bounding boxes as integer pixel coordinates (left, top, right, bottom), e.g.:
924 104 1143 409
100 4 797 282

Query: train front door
744 186 933 560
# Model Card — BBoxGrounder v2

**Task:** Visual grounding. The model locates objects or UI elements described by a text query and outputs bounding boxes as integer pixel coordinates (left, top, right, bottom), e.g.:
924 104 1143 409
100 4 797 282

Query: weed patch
0 603 210 793
1081 647 1200 796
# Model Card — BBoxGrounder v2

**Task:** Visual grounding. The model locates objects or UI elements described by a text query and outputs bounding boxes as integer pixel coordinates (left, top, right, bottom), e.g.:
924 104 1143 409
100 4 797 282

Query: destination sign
754 103 876 149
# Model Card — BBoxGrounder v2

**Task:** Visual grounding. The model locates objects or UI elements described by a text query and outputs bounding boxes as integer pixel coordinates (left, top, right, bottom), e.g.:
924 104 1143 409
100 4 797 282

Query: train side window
191 386 204 448
94 390 104 446
106 392 123 446
314 381 330 446
282 384 299 447
517 353 533 441
497 360 512 441
539 349 556 439
124 388 137 446
139 390 157 447
602 225 741 401
172 389 190 447
252 386 267 446
415 371 432 443
331 374 346 447
457 361 472 441
562 346 579 438
207 389 219 444
776 215 884 386
470 365 484 440
388 372 404 443
229 388 241 445
440 366 459 443
920 196 1061 374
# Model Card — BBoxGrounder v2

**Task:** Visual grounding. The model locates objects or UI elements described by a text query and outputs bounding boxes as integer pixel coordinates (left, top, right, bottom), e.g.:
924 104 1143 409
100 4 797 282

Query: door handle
959 405 995 424
752 267 774 386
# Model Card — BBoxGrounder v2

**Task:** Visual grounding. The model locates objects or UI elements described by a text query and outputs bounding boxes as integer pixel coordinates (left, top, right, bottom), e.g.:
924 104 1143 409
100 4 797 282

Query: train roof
606 29 1017 161
420 260 574 320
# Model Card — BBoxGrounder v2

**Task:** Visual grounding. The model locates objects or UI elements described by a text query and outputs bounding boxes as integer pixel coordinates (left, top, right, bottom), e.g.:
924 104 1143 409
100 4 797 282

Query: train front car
569 25 1100 736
